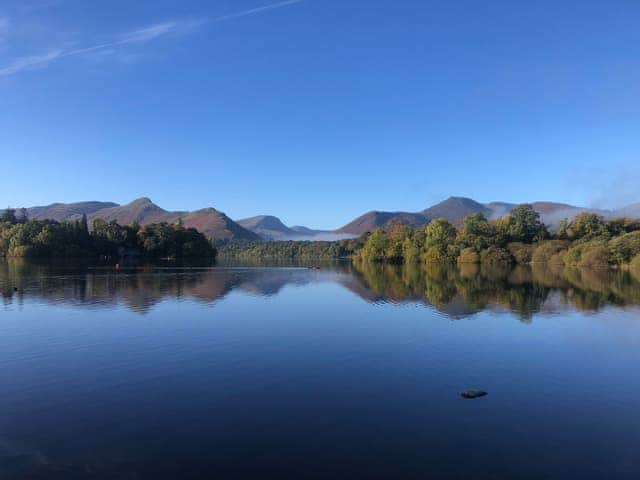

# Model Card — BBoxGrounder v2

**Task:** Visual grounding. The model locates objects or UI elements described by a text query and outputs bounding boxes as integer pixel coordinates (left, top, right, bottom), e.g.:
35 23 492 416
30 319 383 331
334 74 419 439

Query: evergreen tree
17 208 28 223
80 214 89 235
1 207 17 224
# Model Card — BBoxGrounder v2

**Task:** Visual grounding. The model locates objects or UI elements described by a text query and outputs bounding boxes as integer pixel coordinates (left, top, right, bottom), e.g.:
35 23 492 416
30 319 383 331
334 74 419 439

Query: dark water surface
1 260 640 479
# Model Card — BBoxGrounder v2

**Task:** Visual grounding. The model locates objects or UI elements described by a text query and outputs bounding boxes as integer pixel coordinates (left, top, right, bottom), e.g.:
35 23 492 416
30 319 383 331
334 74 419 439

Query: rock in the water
461 389 487 399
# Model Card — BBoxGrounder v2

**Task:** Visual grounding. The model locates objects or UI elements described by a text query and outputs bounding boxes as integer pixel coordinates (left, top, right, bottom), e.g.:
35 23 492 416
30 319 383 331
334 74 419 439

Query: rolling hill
335 197 491 234
612 202 640 219
26 201 118 221
10 196 640 241
237 215 296 240
422 197 492 222
335 211 429 235
335 197 634 235
18 198 260 242
237 215 339 240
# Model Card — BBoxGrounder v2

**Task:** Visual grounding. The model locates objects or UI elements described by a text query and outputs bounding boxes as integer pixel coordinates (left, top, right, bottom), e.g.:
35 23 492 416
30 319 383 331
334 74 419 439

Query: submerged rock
461 389 487 399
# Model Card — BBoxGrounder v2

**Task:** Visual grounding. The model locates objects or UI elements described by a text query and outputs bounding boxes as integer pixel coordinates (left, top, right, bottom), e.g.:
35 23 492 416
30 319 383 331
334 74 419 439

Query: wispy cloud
0 49 63 76
212 0 303 23
0 17 200 77
120 18 204 44
0 0 303 77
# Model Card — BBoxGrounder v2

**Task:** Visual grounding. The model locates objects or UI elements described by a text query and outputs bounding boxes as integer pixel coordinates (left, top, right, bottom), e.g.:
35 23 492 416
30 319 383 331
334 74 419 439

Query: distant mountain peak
425 196 486 210
335 210 429 234
336 195 625 235
422 196 490 225
128 197 155 206
22 199 259 242
237 215 293 240
18 196 640 242
446 195 476 202
193 207 220 214
236 215 328 240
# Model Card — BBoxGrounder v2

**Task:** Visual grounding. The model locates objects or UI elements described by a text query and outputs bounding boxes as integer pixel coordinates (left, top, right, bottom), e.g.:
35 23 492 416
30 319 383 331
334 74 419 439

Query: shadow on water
2 258 640 319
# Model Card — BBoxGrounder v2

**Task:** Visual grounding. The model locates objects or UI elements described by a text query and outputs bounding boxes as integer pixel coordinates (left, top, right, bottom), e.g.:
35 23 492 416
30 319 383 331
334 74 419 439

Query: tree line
5 204 640 268
0 208 216 260
217 237 366 260
355 204 640 268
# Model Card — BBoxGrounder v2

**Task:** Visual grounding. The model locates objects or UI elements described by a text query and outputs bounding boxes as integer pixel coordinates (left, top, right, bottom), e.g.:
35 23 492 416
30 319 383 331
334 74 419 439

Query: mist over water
277 232 357 242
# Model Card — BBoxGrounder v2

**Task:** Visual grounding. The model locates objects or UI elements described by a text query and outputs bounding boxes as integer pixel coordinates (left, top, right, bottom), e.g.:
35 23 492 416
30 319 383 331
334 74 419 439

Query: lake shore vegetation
0 209 215 260
354 205 640 268
219 204 640 269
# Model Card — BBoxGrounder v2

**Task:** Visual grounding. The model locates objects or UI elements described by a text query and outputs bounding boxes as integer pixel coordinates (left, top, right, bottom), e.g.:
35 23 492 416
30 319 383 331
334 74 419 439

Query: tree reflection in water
2 259 640 320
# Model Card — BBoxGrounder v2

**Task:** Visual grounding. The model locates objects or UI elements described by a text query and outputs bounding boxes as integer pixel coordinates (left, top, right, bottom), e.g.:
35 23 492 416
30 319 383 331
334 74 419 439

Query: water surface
1 260 639 479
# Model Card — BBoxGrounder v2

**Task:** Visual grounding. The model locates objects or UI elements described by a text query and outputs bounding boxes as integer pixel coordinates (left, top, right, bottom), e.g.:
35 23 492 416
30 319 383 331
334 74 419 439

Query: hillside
335 211 428 235
612 202 640 219
237 215 295 240
335 197 634 235
422 197 491 224
485 201 609 227
20 198 260 242
335 197 490 234
85 198 260 241
180 208 261 242
26 201 118 221
81 198 171 225
10 196 640 241
237 215 330 240
289 226 318 235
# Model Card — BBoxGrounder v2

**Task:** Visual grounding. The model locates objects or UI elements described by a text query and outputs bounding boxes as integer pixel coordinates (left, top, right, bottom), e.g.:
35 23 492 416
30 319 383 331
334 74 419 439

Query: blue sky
0 0 638 229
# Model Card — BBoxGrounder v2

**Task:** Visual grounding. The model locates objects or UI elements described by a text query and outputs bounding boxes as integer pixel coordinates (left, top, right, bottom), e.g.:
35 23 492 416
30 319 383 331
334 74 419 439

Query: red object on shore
115 263 120 271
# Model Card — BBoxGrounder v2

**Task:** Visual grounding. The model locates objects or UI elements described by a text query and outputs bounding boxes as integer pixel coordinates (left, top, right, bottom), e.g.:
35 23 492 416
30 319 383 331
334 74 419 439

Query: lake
1 260 640 479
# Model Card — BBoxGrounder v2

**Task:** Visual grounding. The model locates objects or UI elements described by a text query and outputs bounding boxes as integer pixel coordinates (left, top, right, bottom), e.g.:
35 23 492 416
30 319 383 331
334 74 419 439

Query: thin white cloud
0 18 203 76
120 18 204 44
0 0 304 78
0 49 63 76
122 21 179 43
212 0 303 22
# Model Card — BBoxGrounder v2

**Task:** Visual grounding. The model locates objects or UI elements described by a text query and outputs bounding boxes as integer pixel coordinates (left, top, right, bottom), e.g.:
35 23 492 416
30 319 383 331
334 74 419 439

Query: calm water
1 260 640 479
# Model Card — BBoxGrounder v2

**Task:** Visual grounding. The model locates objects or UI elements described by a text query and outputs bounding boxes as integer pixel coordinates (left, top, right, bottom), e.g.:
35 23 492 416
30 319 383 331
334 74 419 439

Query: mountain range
335 197 621 235
22 198 260 242
9 196 640 241
236 215 325 240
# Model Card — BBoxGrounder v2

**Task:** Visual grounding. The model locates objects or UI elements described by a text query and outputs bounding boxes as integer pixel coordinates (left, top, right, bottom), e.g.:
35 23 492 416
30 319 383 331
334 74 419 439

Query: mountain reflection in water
2 260 639 319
